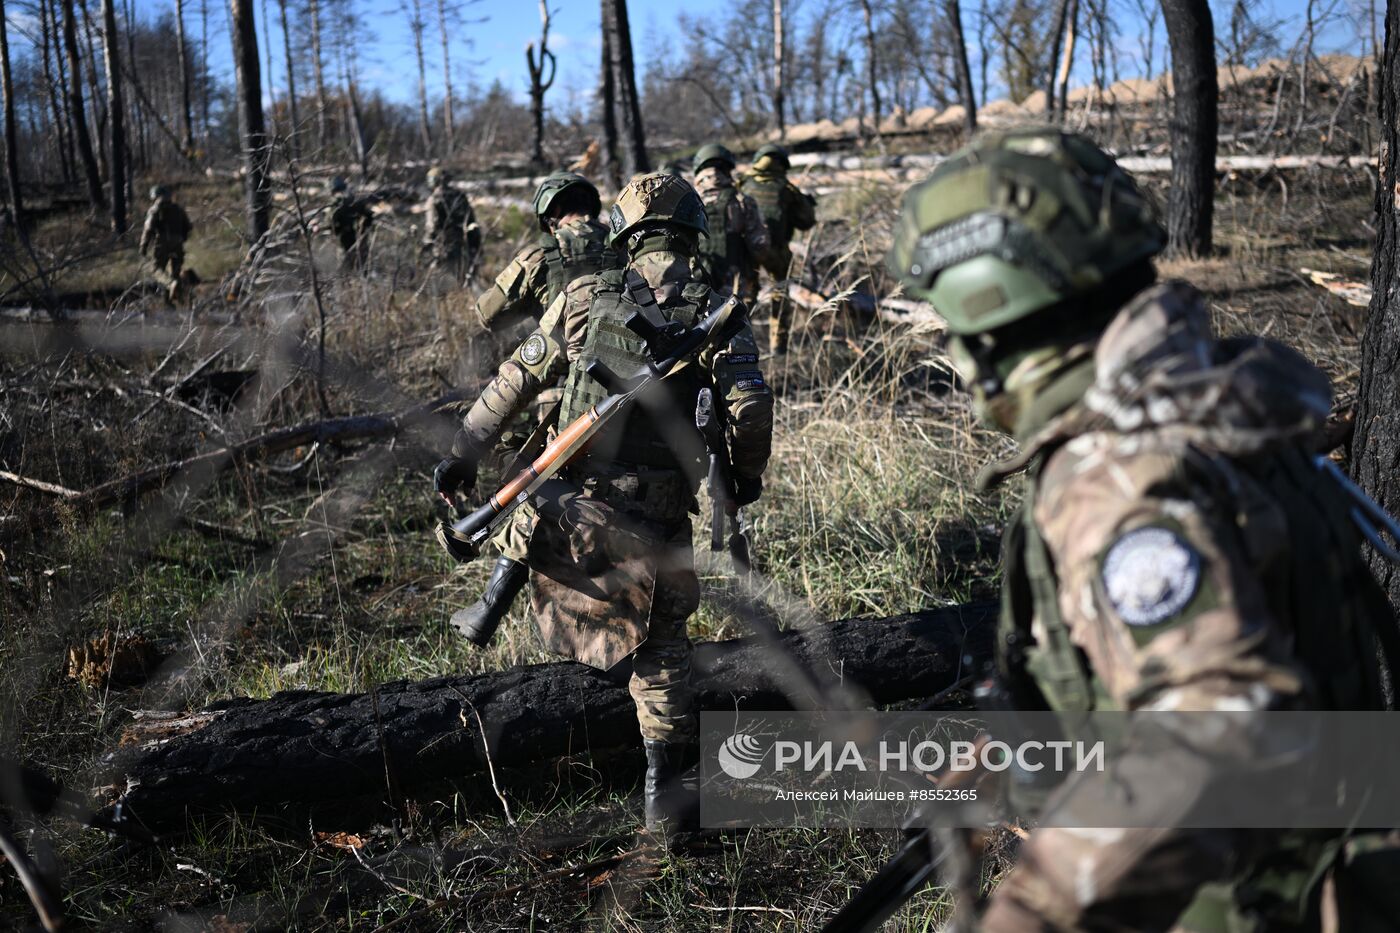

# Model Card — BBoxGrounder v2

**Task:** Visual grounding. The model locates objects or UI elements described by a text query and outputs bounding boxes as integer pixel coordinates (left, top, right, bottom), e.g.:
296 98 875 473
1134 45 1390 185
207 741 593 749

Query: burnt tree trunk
408 0 431 155
276 0 298 156
1045 0 1071 116
1354 0 1400 614
858 0 882 137
0 0 22 224
99 0 126 234
175 0 194 153
526 0 555 170
946 0 977 135
308 0 327 152
59 0 104 211
38 0 74 184
598 12 620 188
100 604 995 831
773 0 785 137
1160 0 1217 256
602 0 647 177
229 0 269 241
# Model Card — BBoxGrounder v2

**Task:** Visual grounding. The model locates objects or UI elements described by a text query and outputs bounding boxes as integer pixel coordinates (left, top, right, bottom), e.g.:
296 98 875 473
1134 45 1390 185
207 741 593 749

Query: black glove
733 475 763 508
434 456 478 504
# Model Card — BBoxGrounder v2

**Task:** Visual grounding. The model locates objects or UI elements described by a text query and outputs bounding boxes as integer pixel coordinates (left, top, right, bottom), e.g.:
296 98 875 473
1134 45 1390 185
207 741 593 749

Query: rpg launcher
436 292 744 564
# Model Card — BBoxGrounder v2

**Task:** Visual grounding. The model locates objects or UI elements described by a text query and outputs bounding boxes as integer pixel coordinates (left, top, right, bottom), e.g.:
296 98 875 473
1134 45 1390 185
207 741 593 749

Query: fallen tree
100 602 995 832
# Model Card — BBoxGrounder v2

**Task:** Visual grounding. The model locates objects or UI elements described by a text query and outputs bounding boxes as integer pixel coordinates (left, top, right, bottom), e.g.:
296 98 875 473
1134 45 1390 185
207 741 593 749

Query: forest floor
0 163 1377 931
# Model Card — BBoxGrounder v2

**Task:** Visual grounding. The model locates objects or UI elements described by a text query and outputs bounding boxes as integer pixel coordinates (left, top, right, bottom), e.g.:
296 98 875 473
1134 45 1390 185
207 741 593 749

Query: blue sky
133 0 1369 111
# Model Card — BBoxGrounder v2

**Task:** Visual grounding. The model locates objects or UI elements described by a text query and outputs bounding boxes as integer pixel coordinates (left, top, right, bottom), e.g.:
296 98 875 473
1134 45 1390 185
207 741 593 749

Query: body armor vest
542 220 618 306
741 175 790 242
558 269 709 477
999 444 1395 717
698 188 744 290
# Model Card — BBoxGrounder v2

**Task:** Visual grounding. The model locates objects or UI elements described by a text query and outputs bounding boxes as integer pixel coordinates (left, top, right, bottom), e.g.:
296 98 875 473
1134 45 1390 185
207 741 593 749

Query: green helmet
889 127 1164 336
150 185 170 200
531 172 601 227
606 172 708 249
330 175 348 194
752 143 790 171
693 143 736 173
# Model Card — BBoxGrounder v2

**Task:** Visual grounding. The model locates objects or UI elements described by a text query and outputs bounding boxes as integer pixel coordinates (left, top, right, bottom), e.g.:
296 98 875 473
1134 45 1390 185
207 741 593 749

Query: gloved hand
733 475 763 508
433 456 478 505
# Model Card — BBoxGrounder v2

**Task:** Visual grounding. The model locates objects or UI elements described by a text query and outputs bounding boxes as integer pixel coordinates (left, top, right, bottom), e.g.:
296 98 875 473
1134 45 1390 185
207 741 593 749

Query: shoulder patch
735 371 766 391
1100 527 1201 627
520 334 548 365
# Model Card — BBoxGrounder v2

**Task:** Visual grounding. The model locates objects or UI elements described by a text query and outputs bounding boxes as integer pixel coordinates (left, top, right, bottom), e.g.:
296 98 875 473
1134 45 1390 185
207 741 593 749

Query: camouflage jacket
330 195 374 245
139 199 192 256
423 187 479 255
981 282 1392 932
695 167 770 286
474 217 612 332
737 169 815 277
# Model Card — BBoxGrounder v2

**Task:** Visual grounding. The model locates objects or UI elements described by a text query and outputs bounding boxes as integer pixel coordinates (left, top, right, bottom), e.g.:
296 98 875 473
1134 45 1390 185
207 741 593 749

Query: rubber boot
643 739 699 839
450 557 527 647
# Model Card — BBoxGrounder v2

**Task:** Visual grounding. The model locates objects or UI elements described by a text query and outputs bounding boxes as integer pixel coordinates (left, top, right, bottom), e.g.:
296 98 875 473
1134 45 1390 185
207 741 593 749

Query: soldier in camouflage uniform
421 166 481 283
738 143 816 355
329 176 374 271
692 143 769 304
139 185 193 302
450 172 621 647
890 128 1400 931
435 172 773 833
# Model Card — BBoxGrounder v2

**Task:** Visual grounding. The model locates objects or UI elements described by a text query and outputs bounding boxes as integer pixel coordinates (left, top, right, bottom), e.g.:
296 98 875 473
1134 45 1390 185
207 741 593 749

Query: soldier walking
328 176 374 272
738 144 815 355
434 173 774 835
139 185 193 303
885 128 1400 932
451 171 621 646
421 166 481 284
691 143 769 304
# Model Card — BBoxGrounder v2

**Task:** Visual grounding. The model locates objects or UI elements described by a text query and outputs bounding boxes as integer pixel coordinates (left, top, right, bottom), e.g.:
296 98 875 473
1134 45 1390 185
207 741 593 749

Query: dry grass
0 167 1377 930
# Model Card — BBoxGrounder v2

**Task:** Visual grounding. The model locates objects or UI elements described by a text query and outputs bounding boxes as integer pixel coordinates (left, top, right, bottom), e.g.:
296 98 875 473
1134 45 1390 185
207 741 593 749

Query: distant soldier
883 127 1400 933
738 143 816 355
692 143 769 304
139 185 193 302
435 173 773 835
450 171 621 646
328 176 374 271
421 166 481 283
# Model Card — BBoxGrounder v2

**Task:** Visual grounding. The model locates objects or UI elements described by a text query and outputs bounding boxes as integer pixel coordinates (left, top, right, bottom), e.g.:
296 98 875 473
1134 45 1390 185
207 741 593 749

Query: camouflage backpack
542 220 619 307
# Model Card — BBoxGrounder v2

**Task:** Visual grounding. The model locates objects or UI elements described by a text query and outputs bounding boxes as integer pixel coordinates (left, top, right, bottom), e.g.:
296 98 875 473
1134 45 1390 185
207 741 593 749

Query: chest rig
558 269 710 476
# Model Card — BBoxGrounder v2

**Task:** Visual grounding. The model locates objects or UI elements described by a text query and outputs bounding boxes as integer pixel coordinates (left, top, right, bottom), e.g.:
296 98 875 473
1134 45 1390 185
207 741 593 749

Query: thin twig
451 687 514 826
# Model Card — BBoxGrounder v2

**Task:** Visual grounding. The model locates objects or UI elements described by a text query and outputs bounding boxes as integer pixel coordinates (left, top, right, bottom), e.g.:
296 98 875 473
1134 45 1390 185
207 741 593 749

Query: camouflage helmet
531 171 601 225
606 172 708 249
693 143 737 173
426 166 450 188
752 143 791 171
330 175 348 194
889 127 1164 336
150 184 170 200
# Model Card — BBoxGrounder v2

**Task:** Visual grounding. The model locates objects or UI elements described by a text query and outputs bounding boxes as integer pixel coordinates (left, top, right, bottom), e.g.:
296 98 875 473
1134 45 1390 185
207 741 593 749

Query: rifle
694 387 752 574
437 292 744 564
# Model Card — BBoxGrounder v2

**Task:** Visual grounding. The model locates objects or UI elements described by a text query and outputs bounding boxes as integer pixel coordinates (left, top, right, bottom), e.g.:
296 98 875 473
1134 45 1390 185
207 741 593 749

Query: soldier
139 185 193 302
421 166 481 283
328 176 374 271
887 128 1400 931
450 172 620 646
692 143 769 304
434 172 773 834
738 143 816 355
474 171 617 333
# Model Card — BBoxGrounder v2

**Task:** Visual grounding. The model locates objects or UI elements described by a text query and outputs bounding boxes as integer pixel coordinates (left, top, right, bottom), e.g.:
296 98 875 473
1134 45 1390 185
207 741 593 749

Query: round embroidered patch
1100 527 1201 627
520 334 547 365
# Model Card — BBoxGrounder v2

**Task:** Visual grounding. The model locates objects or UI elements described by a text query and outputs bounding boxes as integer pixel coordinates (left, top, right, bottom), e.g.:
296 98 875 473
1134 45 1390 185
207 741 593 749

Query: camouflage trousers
629 522 698 744
767 284 794 355
151 246 185 301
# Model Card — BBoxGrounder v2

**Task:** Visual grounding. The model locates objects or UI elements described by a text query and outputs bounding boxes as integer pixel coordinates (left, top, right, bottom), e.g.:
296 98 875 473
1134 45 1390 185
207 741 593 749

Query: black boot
643 739 699 838
450 558 527 647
